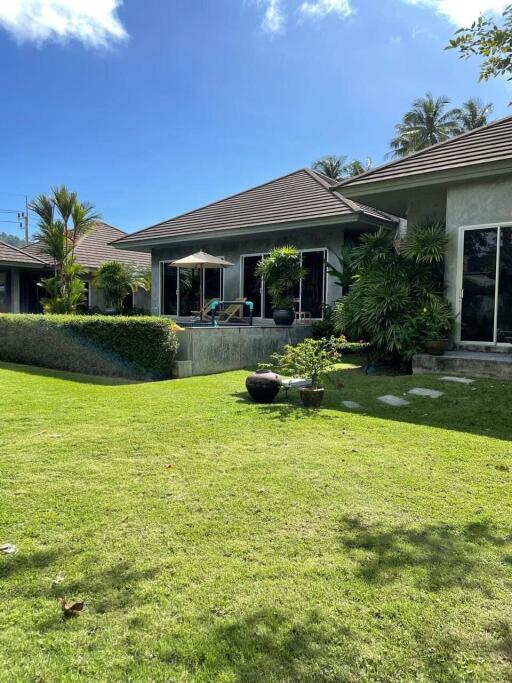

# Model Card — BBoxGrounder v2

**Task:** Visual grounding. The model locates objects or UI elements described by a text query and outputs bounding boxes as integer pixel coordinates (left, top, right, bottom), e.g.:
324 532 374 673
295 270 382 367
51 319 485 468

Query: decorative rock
377 394 410 407
408 388 444 399
342 401 362 409
441 376 475 384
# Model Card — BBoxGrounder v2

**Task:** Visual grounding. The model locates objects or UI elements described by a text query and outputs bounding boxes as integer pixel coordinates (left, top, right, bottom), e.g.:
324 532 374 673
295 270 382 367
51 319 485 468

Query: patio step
413 351 512 380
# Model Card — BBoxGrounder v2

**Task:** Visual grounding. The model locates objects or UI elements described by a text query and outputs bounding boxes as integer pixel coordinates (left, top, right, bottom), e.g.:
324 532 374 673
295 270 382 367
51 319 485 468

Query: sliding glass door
160 263 223 316
242 249 326 319
460 225 512 344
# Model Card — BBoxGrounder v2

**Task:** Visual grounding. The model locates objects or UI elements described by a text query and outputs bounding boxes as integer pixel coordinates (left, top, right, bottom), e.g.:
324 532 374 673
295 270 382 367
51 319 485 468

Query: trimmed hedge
0 314 179 380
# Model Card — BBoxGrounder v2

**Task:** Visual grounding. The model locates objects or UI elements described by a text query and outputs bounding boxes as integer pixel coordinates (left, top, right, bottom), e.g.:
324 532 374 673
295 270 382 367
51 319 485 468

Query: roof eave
340 159 512 198
112 213 391 251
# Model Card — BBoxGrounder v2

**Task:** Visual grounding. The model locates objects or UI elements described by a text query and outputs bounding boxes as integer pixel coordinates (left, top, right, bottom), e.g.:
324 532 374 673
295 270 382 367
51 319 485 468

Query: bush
0 314 179 380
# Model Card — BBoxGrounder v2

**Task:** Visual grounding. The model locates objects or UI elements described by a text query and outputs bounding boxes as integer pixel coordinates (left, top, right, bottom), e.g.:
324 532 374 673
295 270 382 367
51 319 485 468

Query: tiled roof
25 222 150 269
338 115 512 190
114 168 397 246
0 241 47 266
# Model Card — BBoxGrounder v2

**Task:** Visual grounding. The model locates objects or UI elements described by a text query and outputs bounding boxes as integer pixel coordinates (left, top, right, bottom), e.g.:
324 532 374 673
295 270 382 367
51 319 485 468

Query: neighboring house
112 168 398 319
0 222 150 313
337 114 512 350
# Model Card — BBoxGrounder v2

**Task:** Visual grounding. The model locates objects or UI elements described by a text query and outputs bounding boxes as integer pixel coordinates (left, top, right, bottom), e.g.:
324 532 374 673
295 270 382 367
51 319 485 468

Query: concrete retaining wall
174 325 312 376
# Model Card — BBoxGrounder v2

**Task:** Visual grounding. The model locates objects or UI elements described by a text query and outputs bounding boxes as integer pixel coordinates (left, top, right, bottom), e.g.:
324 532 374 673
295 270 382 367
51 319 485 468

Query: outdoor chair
191 299 216 319
212 298 248 323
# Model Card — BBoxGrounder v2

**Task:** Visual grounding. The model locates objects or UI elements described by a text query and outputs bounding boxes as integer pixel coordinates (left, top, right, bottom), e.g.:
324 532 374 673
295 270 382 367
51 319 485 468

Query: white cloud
300 0 353 19
257 0 285 33
0 0 127 47
403 0 509 26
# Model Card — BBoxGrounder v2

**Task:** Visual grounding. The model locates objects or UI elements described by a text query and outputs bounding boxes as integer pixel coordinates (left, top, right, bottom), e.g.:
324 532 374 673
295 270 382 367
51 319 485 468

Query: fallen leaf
34 430 48 436
164 464 175 469
62 599 84 615
0 544 16 554
48 434 62 439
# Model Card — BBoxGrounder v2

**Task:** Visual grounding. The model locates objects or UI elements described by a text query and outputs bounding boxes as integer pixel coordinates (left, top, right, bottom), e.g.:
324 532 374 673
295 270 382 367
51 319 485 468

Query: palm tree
92 261 150 312
312 155 372 180
389 93 462 158
30 186 100 313
312 155 347 180
458 98 493 132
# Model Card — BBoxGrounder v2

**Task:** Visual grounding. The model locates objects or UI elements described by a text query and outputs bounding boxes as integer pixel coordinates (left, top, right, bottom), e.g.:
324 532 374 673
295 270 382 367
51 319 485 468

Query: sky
0 0 510 236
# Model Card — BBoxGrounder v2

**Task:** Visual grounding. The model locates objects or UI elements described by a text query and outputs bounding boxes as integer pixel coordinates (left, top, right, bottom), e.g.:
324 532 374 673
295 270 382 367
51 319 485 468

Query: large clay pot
273 309 295 326
425 339 450 355
246 370 282 403
299 387 325 408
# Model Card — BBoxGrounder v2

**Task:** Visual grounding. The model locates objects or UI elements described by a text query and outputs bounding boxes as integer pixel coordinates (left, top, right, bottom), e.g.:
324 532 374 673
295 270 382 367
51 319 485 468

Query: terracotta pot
273 309 295 326
299 387 325 408
425 339 450 355
246 370 282 403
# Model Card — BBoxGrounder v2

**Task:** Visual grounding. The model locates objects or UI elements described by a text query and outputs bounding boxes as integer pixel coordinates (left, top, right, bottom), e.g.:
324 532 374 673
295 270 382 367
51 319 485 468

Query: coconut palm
389 93 462 158
312 155 347 180
30 186 100 313
458 98 493 131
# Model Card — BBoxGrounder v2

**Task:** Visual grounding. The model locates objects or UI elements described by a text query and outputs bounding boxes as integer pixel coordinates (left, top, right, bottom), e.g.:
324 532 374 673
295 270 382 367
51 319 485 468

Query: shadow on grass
338 515 511 592
0 361 142 386
163 608 347 682
236 363 512 441
0 547 64 580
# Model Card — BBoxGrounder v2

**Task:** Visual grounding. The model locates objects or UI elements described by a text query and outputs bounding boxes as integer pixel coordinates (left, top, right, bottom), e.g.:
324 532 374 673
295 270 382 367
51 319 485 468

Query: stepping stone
342 401 361 409
377 394 410 407
441 376 475 384
408 387 444 399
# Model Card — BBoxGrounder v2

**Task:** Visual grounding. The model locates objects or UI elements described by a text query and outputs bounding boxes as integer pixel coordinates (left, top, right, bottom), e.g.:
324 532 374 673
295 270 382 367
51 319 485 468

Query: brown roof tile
338 115 512 190
25 222 150 269
0 241 47 266
114 168 396 246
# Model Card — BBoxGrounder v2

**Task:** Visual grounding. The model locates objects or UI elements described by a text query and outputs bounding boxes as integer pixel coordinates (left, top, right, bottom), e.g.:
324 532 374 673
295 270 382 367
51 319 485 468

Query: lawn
0 358 511 683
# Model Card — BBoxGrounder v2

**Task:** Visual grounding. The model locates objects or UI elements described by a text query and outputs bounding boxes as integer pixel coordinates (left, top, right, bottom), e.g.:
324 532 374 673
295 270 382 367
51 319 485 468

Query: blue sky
0 0 510 236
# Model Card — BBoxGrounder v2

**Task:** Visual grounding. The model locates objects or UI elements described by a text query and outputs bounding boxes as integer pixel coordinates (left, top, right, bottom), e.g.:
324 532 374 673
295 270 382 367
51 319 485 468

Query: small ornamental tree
92 261 150 312
266 337 345 388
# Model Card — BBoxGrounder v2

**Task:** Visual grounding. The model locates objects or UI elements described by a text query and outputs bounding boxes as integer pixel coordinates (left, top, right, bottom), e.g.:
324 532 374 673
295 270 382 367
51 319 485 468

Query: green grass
0 358 511 683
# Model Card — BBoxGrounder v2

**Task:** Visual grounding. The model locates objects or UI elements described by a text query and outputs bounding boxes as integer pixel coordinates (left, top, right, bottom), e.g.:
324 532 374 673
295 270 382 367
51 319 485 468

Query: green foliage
0 232 25 248
255 246 305 311
312 155 372 180
93 261 150 312
447 5 512 83
458 97 493 131
389 93 462 158
266 337 345 388
333 225 455 360
311 305 337 339
325 244 356 290
0 314 178 380
30 186 100 314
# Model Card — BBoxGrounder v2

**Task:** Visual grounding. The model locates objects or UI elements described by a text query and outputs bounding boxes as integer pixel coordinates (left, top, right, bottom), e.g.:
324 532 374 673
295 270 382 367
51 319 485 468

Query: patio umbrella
170 251 233 318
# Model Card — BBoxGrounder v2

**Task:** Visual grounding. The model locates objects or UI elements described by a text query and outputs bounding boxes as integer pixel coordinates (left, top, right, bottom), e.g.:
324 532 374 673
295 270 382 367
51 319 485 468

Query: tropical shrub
333 223 454 360
0 314 179 380
255 246 305 311
92 261 150 312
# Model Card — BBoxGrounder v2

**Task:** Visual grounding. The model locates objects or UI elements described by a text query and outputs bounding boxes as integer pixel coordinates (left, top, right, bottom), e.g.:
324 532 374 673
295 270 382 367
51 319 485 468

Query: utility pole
0 193 29 245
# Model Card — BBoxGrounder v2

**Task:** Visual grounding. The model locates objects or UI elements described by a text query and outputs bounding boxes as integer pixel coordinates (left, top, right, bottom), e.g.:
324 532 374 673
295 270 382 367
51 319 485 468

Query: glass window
460 228 497 342
0 271 10 313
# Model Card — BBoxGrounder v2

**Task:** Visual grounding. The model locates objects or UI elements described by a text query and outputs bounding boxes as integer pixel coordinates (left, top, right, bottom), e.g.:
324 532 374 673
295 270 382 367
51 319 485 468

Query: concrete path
342 400 362 409
440 376 475 384
377 394 410 407
408 387 444 399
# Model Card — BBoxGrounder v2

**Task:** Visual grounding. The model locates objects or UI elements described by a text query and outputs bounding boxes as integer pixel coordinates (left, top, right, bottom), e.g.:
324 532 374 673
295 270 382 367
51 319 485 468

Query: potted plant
255 246 305 326
267 337 344 407
410 299 455 355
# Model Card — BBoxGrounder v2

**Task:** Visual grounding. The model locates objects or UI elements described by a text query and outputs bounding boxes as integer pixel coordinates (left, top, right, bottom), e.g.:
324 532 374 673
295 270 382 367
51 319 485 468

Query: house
112 168 399 320
0 222 150 314
337 114 512 351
